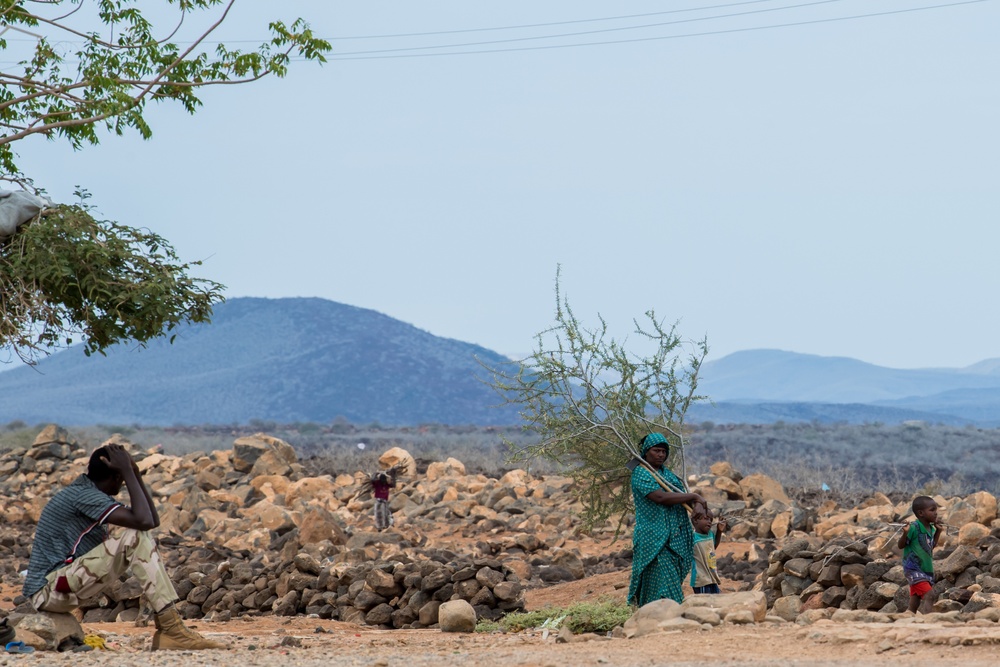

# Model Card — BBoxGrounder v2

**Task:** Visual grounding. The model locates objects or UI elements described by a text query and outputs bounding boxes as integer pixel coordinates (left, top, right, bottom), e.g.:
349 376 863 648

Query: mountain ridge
697 348 1000 425
0 297 520 426
2 306 999 427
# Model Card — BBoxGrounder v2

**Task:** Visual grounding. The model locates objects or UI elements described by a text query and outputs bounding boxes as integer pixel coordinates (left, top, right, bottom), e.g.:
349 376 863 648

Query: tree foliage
0 0 330 179
0 195 223 362
0 1 329 361
486 272 709 533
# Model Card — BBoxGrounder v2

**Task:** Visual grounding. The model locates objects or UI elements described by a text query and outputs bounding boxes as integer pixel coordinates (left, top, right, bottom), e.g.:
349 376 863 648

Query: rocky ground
3 427 1000 665
5 574 1000 667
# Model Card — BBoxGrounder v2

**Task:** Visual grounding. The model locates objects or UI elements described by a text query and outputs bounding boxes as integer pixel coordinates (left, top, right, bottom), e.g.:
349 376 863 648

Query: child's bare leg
917 590 937 614
907 593 921 613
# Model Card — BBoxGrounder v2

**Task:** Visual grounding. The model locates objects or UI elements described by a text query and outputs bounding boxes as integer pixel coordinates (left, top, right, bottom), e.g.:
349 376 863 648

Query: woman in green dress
628 432 706 606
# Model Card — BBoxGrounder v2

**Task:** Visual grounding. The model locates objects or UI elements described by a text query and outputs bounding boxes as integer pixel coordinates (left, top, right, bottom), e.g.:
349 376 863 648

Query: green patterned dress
628 464 694 606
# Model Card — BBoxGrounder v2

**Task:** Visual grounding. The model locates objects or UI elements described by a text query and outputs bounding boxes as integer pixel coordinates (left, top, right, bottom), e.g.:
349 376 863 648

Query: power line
323 0 992 61
0 0 808 44
329 0 849 57
329 0 788 40
0 0 815 44
1 0 992 65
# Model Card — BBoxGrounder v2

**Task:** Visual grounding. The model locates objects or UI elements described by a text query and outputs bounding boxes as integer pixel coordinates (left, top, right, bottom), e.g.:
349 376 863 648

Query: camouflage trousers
31 528 178 615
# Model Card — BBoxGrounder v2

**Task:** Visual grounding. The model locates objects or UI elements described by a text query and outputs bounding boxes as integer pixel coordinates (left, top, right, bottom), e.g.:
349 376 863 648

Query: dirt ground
6 546 1000 667
22 609 1000 667
0 572 1000 667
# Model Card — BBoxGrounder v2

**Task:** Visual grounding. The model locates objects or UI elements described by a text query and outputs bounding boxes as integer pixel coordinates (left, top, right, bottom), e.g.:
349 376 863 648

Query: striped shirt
23 474 121 597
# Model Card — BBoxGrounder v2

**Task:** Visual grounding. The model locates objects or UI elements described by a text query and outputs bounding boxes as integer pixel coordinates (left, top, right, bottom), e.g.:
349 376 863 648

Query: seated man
23 443 224 650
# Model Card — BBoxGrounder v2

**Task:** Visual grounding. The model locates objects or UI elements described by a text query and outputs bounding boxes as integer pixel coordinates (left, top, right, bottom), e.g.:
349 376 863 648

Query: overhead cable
323 0 992 61
329 0 849 57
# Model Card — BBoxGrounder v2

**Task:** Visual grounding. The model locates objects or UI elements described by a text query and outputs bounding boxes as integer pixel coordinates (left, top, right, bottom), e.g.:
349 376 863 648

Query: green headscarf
641 432 669 456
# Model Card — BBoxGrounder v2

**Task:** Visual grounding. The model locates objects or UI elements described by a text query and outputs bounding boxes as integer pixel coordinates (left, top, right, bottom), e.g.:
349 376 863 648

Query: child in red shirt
371 470 396 531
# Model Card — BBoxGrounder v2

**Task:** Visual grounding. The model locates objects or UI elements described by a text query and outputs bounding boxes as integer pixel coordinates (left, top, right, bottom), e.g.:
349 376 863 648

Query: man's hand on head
100 443 136 475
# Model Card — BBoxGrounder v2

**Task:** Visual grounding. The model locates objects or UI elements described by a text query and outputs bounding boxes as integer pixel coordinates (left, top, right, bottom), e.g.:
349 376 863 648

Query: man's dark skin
97 443 160 531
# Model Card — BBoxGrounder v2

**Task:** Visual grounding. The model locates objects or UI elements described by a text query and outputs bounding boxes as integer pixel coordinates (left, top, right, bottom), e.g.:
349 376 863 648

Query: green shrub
489 599 632 634
474 619 501 633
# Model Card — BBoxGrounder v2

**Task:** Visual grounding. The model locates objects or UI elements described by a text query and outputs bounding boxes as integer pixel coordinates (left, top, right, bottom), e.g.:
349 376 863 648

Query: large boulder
13 612 84 651
378 447 416 476
944 501 978 533
857 582 898 610
622 598 685 638
232 433 297 474
438 599 476 632
709 461 742 482
814 510 859 539
297 507 347 546
426 457 467 481
936 545 979 579
967 491 998 526
285 477 340 511
958 522 990 546
771 596 802 621
239 499 298 532
738 474 790 507
27 424 74 460
683 592 767 623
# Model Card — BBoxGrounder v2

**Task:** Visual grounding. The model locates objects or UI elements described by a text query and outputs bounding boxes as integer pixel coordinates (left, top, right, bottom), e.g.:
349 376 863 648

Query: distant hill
874 387 1000 424
4 316 999 428
0 297 521 426
696 349 1000 426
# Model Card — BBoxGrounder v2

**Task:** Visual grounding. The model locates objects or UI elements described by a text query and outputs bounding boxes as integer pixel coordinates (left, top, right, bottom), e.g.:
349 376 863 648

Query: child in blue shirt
690 509 727 594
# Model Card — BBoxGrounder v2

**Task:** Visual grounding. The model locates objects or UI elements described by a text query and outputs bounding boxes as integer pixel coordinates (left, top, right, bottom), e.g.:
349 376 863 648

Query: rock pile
0 426 603 627
623 591 768 636
9 424 1000 632
686 459 1000 620
176 550 528 628
761 496 1000 619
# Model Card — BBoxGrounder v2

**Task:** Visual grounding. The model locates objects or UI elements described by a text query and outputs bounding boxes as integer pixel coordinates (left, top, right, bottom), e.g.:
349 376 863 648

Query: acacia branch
0 78 94 115
0 1 230 124
48 0 86 24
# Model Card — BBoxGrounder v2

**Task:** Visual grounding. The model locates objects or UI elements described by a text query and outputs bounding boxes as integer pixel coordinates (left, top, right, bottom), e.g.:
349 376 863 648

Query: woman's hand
689 494 707 514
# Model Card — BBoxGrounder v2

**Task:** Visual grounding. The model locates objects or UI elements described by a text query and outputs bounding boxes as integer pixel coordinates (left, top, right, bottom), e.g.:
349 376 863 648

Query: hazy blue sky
12 0 1000 369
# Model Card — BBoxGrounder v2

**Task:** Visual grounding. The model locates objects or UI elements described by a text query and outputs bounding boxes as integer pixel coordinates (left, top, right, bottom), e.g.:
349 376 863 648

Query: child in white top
690 509 727 594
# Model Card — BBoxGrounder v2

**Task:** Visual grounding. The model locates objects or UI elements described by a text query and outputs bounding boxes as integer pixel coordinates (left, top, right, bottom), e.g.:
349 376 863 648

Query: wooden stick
628 457 694 516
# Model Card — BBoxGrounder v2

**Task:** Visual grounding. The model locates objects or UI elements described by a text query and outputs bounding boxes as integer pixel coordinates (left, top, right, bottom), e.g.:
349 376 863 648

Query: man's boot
151 607 225 650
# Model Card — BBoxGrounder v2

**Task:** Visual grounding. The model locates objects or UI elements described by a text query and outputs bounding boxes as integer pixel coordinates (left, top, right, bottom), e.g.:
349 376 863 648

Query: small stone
876 640 894 653
724 610 755 624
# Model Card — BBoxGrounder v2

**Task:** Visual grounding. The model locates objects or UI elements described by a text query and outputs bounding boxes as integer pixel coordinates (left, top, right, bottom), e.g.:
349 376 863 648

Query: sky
8 0 1000 370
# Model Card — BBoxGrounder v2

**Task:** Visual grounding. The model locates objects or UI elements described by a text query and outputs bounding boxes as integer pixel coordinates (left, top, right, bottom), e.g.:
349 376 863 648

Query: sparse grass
0 424 39 450
482 598 632 634
474 619 501 633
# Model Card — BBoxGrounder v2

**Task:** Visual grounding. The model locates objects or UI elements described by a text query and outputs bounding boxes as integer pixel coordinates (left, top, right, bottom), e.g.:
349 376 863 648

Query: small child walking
371 470 396 532
898 495 942 613
690 509 727 594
